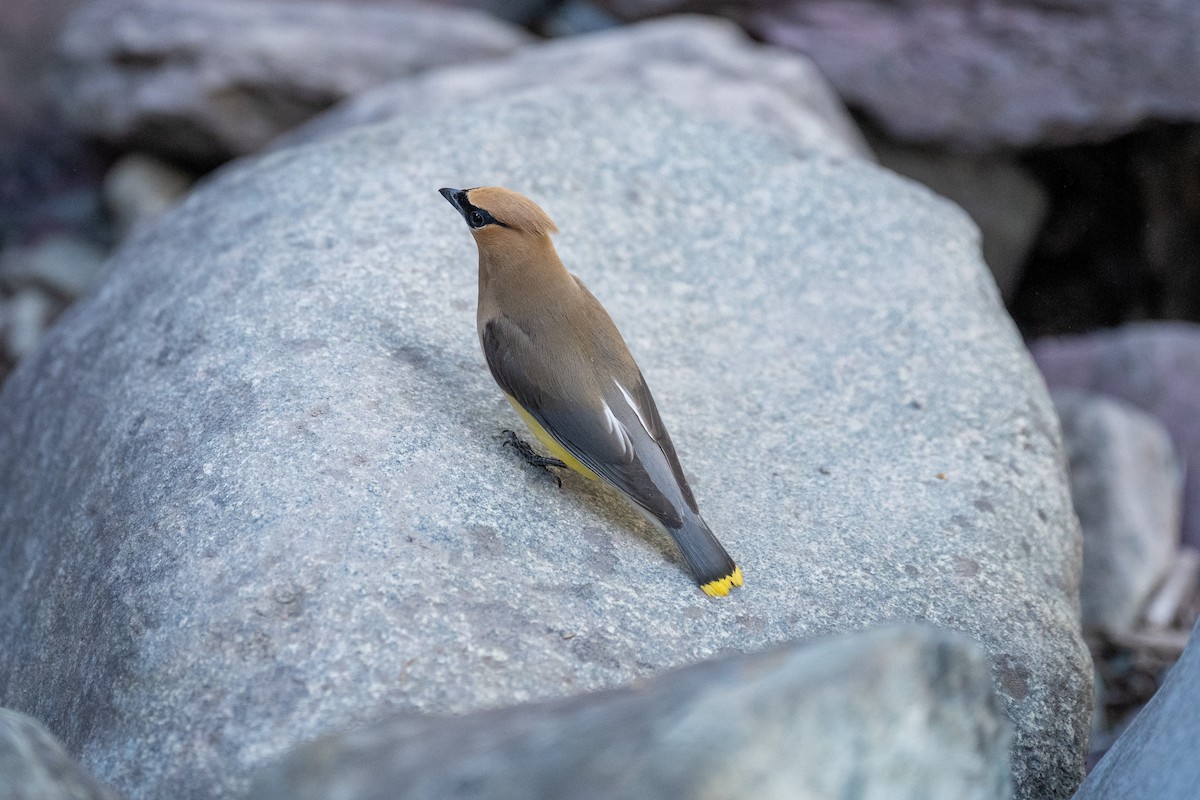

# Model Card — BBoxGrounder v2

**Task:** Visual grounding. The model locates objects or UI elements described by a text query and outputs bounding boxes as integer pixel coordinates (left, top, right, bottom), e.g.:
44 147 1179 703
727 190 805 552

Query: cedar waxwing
439 186 743 597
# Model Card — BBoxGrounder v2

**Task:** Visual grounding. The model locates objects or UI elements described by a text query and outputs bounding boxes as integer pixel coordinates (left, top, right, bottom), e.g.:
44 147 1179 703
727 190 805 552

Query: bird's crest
466 187 559 236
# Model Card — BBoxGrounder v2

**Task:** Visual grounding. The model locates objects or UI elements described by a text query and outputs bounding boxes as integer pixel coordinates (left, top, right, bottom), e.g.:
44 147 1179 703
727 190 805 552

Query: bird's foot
502 429 567 488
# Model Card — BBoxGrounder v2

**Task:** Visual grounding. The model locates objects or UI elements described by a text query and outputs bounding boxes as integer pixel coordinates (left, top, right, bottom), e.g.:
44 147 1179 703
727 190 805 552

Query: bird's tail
666 514 743 597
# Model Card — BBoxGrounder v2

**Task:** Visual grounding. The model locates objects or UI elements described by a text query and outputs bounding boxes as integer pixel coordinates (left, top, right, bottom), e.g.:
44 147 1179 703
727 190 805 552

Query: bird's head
438 186 559 247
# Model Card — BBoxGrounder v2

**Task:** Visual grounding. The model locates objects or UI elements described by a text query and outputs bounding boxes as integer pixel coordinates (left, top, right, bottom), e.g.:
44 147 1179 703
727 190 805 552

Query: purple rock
584 1 1200 148
745 0 1200 150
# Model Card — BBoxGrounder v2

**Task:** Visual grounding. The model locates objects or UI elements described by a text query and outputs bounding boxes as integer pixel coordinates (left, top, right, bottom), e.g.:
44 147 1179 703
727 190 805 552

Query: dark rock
1013 125 1200 339
0 126 111 251
1133 126 1200 322
584 0 687 18
540 0 621 37
435 0 558 27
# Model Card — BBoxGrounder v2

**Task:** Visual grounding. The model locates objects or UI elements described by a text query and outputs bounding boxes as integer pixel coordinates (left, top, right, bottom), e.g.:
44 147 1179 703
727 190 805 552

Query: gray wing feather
481 317 689 527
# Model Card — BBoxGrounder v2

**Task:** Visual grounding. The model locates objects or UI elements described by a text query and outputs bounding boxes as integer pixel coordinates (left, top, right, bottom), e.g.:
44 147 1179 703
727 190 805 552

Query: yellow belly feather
505 395 600 481
505 395 743 597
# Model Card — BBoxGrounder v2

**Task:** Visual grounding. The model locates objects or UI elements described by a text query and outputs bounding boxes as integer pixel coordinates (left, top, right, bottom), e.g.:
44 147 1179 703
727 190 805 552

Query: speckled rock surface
867 139 1046 301
0 89 1089 800
278 15 871 162
250 625 1013 800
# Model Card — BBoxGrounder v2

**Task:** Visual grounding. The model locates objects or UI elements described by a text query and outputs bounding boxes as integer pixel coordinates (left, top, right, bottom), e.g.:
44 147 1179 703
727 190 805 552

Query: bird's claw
501 429 567 488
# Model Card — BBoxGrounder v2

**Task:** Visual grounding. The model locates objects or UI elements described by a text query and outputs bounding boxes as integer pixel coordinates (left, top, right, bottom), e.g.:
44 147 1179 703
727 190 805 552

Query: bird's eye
469 210 486 228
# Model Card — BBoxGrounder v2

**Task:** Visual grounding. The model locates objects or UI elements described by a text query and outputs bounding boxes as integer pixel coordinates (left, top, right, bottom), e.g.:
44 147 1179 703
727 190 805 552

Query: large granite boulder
0 89 1090 799
250 625 1013 800
52 0 532 163
866 138 1046 301
278 15 871 162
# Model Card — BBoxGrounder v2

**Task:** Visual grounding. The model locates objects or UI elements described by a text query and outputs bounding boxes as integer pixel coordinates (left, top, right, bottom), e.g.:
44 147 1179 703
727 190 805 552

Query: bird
438 185 742 597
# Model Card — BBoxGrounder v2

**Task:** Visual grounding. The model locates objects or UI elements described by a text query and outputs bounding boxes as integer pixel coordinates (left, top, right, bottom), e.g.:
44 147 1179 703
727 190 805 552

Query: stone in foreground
1073 615 1200 799
0 89 1089 799
251 625 1012 800
0 709 119 800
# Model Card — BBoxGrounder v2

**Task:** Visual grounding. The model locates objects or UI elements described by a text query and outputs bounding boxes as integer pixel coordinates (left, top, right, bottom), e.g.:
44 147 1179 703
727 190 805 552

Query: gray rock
0 234 108 298
278 15 872 163
0 709 119 800
103 153 194 241
53 0 532 163
586 0 1200 164
870 139 1046 301
1031 323 1200 550
1052 391 1182 633
743 0 1200 149
1073 614 1200 799
0 0 90 142
250 624 1013 800
0 89 1089 800
3 288 57 360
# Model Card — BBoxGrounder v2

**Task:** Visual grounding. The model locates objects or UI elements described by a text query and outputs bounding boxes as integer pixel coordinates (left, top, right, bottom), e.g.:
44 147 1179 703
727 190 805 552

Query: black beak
439 187 470 221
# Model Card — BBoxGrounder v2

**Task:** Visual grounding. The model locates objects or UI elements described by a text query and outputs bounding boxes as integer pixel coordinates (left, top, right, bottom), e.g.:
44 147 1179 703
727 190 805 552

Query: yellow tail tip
701 567 744 597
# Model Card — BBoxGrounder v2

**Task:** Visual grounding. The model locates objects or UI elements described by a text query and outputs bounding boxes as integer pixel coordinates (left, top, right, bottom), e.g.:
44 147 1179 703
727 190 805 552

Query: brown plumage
438 186 742 597
463 186 558 236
